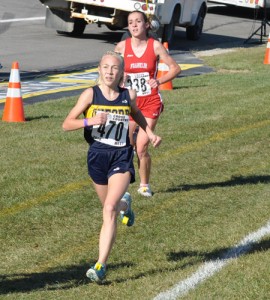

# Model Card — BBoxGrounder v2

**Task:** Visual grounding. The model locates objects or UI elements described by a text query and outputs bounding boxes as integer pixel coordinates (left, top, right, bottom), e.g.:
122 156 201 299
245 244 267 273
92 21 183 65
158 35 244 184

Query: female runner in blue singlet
62 51 161 283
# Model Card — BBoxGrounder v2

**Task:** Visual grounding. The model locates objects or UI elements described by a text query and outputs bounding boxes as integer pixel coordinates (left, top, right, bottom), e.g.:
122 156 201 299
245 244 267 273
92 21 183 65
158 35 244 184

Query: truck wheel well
162 5 180 45
186 4 206 41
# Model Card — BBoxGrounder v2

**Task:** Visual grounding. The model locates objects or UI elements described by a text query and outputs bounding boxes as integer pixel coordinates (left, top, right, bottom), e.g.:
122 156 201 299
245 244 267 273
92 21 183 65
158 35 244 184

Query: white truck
39 0 207 44
208 0 269 8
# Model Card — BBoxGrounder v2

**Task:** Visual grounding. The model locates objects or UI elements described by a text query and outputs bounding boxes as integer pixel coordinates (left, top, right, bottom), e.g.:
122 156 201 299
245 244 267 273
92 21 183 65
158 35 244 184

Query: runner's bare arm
153 40 181 85
62 88 107 131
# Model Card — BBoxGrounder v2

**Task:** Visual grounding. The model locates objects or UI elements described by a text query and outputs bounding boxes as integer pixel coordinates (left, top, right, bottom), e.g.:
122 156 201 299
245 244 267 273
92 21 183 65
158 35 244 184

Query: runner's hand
93 112 108 125
149 134 162 148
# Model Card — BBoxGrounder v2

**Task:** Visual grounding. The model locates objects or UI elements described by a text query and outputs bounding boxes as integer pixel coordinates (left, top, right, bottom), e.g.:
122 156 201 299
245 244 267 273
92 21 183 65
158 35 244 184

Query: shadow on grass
106 239 270 284
167 238 270 264
165 175 270 193
1 239 269 291
0 261 134 293
169 84 209 90
25 116 50 121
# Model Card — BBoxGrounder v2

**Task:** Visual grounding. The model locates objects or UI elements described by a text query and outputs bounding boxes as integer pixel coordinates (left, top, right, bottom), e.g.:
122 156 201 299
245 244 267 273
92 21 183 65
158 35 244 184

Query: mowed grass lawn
1 46 270 300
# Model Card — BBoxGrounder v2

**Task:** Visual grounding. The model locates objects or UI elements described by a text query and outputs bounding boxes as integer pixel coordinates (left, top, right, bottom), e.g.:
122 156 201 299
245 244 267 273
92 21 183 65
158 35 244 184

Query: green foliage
1 46 269 299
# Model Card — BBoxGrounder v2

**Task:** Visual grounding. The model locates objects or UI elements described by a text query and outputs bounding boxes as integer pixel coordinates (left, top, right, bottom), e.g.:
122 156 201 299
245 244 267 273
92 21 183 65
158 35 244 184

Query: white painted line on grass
0 17 45 23
154 220 270 300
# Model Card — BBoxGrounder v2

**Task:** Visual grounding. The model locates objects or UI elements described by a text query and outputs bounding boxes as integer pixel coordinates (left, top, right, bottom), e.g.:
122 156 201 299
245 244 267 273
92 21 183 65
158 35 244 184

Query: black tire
106 24 123 31
186 6 205 41
57 19 86 36
70 18 86 36
162 9 178 45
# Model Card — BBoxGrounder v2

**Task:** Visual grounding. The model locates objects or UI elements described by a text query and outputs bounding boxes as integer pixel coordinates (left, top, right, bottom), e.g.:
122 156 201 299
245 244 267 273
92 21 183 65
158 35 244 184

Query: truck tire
57 19 86 36
162 9 178 45
186 6 205 41
106 24 123 31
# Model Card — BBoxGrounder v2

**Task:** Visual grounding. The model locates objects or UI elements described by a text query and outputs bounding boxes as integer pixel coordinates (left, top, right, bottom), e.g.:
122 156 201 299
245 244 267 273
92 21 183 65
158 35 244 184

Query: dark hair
126 11 160 40
128 10 149 24
127 10 151 36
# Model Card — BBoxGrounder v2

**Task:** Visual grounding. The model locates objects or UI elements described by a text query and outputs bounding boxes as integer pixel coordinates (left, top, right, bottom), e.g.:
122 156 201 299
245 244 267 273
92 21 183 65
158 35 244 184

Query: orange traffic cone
2 61 25 122
264 32 270 64
157 42 173 90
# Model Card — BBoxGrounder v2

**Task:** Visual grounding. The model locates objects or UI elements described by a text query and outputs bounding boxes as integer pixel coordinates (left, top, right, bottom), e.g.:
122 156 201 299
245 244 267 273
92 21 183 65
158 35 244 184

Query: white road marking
0 17 45 23
154 221 270 300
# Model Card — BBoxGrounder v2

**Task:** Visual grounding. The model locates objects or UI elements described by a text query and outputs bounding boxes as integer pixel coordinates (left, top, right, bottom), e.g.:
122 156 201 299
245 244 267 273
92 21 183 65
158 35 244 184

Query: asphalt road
1 1 268 78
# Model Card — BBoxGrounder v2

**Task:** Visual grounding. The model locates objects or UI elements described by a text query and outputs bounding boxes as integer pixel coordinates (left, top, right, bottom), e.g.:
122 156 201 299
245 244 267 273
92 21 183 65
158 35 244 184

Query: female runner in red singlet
115 11 181 197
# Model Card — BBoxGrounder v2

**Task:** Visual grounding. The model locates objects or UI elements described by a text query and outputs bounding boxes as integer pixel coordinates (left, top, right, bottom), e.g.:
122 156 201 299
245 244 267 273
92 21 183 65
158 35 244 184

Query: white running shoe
137 186 153 197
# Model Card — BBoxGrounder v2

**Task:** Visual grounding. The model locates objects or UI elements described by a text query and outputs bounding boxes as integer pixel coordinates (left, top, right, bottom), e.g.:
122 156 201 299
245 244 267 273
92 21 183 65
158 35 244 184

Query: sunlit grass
1 46 269 299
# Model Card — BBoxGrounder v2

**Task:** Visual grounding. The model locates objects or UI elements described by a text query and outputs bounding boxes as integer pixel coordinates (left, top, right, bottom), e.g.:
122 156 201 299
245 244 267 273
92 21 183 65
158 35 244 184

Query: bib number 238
125 72 151 96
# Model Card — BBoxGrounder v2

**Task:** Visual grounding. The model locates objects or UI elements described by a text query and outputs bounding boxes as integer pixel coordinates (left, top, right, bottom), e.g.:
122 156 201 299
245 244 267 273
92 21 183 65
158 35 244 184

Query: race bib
91 112 129 147
124 72 151 96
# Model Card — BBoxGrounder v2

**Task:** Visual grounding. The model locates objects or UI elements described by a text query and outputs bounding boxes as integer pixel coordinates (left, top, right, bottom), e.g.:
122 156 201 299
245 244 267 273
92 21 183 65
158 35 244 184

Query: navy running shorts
87 145 135 185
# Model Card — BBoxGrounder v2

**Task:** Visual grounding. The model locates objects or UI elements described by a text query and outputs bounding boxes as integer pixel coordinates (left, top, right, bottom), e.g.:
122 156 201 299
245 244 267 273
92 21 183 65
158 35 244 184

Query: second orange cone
2 61 25 122
157 42 173 91
264 32 270 65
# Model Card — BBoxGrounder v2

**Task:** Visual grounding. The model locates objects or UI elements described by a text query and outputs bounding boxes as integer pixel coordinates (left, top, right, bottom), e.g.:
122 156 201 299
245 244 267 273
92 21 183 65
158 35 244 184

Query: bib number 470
92 112 129 147
97 120 124 141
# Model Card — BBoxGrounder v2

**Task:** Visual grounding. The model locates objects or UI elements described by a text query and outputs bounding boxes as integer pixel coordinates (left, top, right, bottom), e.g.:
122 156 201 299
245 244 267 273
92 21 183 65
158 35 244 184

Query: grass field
1 46 270 300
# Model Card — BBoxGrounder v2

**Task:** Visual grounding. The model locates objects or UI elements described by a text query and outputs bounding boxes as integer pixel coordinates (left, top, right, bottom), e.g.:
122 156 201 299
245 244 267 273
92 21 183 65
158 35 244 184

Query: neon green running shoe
120 192 135 227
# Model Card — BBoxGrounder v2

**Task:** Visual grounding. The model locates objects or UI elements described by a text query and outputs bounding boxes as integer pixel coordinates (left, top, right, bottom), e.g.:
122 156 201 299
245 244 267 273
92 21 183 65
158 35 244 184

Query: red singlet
124 38 163 119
